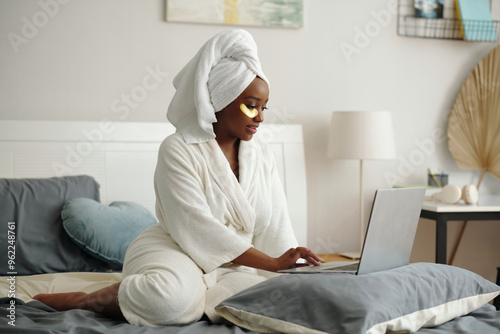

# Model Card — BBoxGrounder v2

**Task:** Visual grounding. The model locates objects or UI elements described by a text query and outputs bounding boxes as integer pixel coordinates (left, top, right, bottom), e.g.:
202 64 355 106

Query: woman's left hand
290 247 324 267
232 246 324 272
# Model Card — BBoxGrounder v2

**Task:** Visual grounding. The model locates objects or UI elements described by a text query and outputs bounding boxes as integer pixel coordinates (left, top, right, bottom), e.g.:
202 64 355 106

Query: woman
34 29 321 326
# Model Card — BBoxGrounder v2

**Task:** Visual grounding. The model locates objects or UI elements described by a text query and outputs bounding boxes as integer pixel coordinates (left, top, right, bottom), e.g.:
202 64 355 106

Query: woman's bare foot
33 283 125 321
33 292 88 311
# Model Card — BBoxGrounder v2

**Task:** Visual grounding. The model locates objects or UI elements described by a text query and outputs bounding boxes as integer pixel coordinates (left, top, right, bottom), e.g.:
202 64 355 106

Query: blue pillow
62 198 157 269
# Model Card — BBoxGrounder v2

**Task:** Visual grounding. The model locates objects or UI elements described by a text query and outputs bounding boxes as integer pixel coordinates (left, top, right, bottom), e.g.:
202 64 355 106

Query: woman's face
214 77 269 142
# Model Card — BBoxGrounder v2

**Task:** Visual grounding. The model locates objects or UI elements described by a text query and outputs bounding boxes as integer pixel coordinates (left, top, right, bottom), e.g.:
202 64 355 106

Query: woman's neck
216 137 240 180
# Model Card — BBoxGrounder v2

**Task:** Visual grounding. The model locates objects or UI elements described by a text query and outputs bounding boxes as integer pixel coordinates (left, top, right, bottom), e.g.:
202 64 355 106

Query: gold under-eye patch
240 104 258 118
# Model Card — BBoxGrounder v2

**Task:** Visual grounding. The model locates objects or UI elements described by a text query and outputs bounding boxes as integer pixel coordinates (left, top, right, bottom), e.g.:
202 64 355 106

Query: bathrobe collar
198 139 259 233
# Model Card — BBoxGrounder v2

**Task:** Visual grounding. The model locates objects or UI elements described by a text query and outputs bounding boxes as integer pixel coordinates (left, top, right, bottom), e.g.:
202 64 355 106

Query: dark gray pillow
216 263 500 334
0 175 112 275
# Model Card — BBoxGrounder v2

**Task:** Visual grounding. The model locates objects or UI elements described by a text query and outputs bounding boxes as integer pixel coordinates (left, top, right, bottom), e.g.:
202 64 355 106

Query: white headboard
0 120 308 246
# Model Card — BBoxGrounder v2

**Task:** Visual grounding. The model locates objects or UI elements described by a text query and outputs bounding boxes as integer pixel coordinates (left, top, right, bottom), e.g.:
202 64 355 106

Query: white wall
1 0 500 281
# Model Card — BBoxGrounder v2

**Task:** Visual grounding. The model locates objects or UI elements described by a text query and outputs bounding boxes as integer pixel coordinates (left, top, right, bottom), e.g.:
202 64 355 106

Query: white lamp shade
327 111 396 160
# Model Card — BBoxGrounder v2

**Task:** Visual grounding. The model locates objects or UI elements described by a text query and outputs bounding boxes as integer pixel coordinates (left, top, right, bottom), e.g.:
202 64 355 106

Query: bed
1 120 500 334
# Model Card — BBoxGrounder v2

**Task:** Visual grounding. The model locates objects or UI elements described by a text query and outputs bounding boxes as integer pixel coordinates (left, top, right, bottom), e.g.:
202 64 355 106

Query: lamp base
339 251 361 260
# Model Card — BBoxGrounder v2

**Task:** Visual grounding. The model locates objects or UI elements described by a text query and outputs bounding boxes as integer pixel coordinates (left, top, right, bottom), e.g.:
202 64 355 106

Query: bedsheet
1 298 499 333
417 304 500 333
1 273 500 333
0 272 122 303
0 298 254 334
0 272 256 333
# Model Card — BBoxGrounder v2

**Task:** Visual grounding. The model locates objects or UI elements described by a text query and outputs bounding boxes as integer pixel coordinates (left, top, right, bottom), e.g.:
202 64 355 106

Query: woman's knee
118 272 206 326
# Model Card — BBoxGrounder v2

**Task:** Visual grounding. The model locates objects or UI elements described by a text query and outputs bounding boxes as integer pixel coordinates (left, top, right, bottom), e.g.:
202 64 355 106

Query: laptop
279 187 426 275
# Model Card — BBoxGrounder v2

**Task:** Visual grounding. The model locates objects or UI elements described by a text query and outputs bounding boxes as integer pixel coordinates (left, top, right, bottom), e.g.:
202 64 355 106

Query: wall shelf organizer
397 0 499 42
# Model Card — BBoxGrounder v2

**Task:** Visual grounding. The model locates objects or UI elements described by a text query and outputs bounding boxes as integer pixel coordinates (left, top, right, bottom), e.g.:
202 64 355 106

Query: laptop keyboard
323 263 359 272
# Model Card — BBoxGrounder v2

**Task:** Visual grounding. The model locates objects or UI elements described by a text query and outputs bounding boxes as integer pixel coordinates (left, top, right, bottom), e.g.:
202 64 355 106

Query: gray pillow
0 175 112 275
216 263 500 334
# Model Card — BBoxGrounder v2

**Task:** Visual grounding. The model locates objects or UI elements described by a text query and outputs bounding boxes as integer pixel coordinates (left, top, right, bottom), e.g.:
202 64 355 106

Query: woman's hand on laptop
233 246 323 272
274 247 324 271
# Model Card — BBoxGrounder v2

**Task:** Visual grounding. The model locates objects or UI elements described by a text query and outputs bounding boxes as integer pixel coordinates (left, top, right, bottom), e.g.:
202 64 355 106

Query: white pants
118 224 267 327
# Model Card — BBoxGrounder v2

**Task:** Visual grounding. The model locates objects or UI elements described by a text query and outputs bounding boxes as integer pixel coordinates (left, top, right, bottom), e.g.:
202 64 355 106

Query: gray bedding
1 298 500 333
0 298 255 334
2 176 500 333
417 304 500 334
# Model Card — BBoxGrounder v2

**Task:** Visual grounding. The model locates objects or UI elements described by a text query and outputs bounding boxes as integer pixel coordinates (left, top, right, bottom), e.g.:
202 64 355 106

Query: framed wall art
166 0 303 28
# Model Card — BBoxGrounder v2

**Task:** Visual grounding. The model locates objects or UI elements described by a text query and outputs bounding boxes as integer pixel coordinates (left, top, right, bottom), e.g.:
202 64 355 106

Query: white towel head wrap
167 29 269 144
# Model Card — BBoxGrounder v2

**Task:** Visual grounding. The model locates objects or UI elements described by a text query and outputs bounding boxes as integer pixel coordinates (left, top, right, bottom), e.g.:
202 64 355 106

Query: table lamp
327 111 396 259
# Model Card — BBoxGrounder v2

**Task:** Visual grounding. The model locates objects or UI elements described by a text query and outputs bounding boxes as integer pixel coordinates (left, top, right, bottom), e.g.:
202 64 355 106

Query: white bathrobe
118 132 298 326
